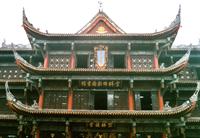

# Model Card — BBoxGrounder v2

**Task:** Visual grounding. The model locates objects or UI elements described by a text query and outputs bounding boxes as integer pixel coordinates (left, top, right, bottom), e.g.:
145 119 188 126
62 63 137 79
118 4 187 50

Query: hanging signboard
87 121 113 128
79 80 122 89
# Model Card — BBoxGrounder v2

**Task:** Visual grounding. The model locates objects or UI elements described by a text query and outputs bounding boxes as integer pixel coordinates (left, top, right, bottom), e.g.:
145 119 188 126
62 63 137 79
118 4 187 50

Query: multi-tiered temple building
1 6 200 138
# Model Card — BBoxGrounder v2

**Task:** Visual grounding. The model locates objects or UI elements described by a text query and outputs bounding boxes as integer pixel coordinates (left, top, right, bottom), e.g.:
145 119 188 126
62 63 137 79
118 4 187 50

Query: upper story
22 7 181 70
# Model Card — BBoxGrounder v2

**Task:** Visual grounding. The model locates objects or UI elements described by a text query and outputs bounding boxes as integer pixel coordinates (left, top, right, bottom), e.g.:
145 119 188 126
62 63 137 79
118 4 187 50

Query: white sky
0 0 200 46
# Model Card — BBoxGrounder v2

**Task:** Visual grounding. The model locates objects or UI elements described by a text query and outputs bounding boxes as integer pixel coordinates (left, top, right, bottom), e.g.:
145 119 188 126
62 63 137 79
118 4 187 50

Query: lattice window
131 55 154 69
107 91 128 110
0 67 25 79
73 91 91 109
178 68 197 80
113 91 128 110
43 91 68 109
48 55 69 69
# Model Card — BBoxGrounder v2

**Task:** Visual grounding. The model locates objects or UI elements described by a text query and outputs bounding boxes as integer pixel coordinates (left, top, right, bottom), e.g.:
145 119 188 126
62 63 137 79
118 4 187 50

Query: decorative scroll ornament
174 48 191 66
96 26 107 34
94 45 108 69
5 81 15 102
189 82 200 103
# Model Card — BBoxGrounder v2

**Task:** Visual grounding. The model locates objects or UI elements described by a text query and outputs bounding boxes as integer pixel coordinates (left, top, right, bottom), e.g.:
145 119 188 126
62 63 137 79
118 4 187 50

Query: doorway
113 55 125 68
140 92 152 110
76 54 88 68
94 92 107 110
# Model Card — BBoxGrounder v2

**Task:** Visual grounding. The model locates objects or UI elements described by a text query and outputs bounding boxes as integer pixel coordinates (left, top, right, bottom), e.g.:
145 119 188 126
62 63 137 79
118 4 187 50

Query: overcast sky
0 0 200 46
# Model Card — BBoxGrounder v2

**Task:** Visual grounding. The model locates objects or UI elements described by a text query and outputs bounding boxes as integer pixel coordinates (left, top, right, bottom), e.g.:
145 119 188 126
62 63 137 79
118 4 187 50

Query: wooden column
24 87 28 105
158 89 164 110
69 51 75 69
18 115 24 138
67 43 75 111
65 121 72 138
127 43 132 70
154 52 163 110
68 89 73 111
130 121 136 138
38 91 44 109
163 122 171 138
38 78 44 109
69 42 75 69
179 117 186 138
68 79 73 111
44 54 49 68
153 54 159 69
18 126 23 138
128 89 134 110
38 50 48 109
129 80 134 110
32 120 40 138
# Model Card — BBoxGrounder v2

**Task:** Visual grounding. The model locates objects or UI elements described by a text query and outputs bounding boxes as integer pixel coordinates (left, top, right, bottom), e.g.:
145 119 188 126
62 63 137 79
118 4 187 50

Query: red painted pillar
38 54 48 109
128 89 134 110
68 88 73 111
153 54 159 69
158 89 164 110
38 91 44 109
154 54 163 110
69 51 75 69
44 54 49 68
127 52 132 70
68 49 75 111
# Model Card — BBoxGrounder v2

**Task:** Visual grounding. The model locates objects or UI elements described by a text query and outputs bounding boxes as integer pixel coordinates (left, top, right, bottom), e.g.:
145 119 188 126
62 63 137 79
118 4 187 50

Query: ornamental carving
96 26 108 34
94 45 108 69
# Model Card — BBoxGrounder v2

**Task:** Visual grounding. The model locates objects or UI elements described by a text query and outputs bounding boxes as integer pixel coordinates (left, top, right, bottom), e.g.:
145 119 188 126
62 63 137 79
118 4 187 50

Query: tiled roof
22 7 180 40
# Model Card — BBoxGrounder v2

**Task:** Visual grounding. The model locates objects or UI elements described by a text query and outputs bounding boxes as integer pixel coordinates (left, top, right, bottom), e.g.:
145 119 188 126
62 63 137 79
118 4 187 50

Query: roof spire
98 1 103 12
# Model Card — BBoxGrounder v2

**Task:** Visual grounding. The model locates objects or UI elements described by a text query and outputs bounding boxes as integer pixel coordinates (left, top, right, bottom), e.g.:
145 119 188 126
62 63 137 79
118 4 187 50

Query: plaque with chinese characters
87 121 113 128
79 80 122 89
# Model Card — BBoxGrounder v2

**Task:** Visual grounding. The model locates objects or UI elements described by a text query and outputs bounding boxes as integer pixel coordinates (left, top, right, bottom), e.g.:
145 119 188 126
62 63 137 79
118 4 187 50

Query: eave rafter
13 49 190 75
5 81 200 118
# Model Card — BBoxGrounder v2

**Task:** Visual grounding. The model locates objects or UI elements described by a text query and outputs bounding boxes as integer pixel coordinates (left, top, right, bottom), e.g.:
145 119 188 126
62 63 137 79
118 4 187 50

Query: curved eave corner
22 6 181 40
5 81 200 118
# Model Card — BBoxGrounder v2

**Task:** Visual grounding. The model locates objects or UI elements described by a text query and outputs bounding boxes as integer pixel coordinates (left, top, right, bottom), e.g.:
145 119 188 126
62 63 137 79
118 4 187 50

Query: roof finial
98 1 103 12
178 4 181 15
23 7 27 22
23 7 25 17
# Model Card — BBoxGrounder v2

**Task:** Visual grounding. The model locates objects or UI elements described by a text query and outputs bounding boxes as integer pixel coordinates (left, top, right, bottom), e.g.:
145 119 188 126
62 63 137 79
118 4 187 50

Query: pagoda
1 5 200 138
